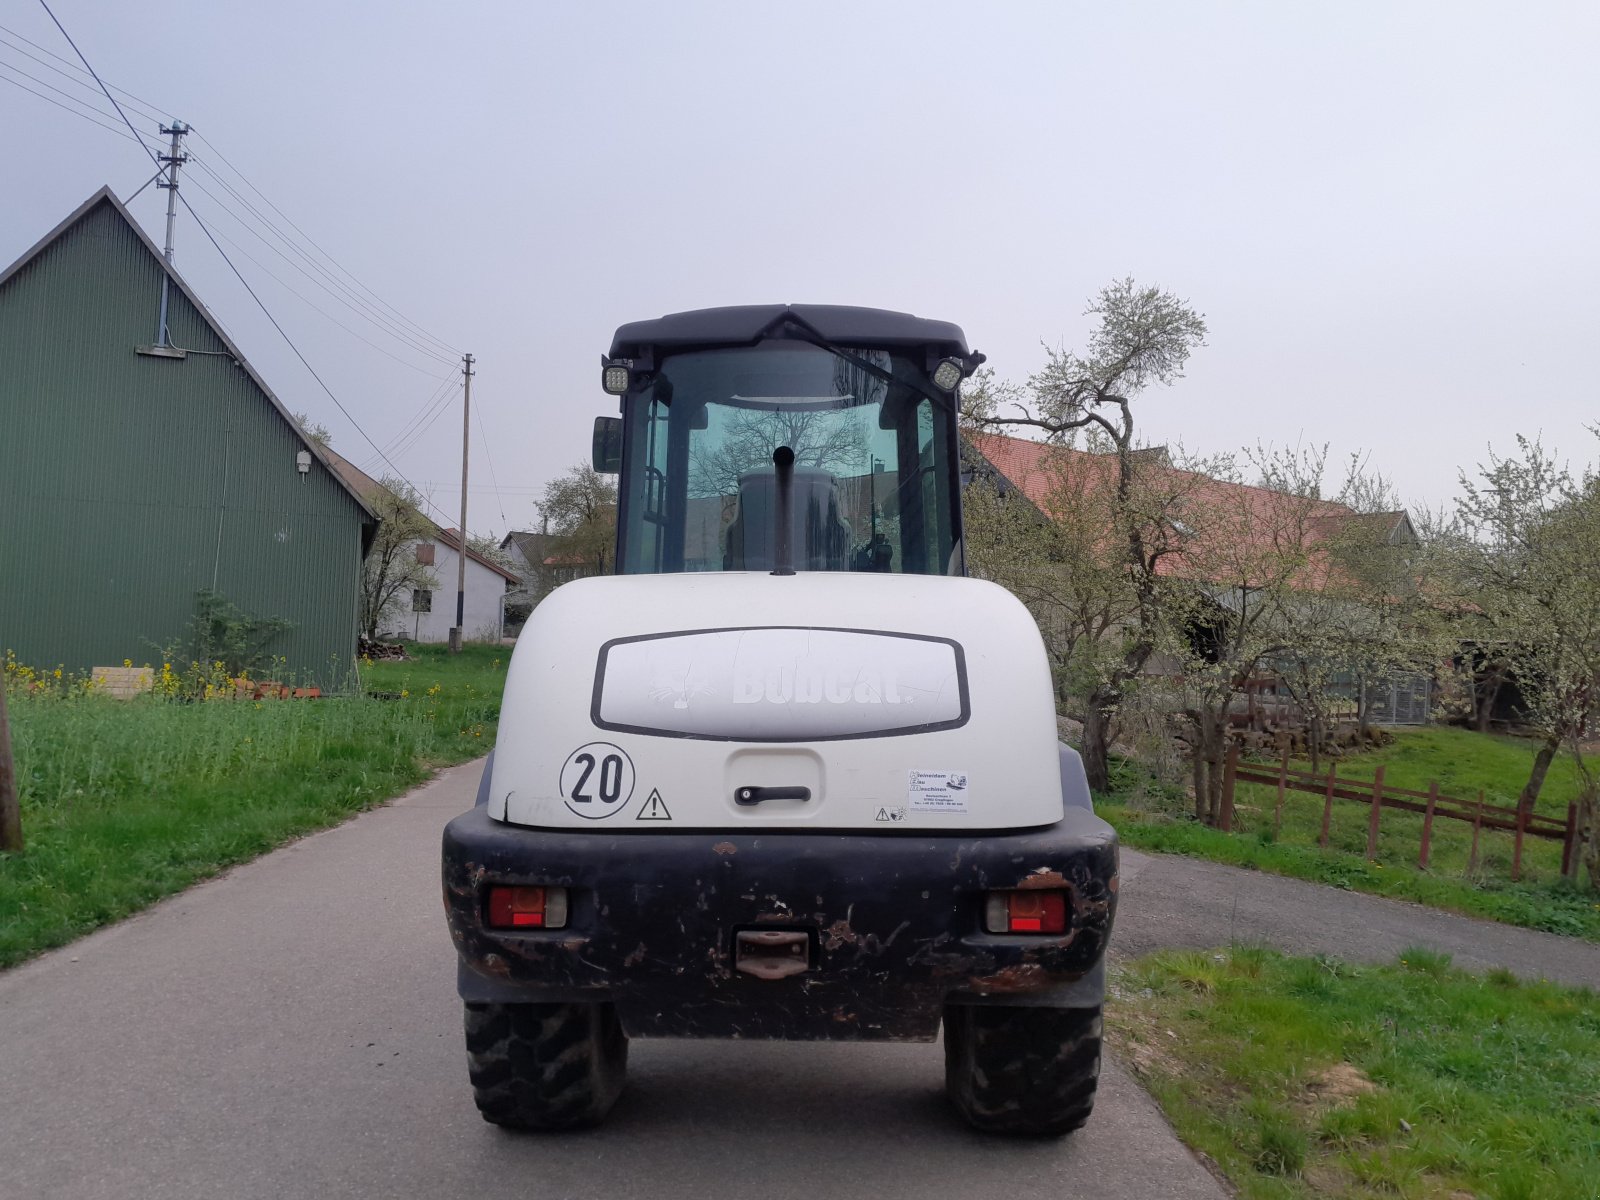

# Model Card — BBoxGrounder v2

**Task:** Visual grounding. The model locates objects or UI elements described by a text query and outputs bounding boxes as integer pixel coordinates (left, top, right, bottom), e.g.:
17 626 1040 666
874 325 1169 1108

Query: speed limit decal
559 742 636 820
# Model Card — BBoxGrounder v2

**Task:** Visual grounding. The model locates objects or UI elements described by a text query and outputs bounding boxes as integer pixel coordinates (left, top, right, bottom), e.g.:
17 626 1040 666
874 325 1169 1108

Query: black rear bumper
442 804 1117 1042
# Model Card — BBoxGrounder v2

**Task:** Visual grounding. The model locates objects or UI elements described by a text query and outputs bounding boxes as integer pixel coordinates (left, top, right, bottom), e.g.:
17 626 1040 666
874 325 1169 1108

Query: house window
415 542 436 565
412 588 433 613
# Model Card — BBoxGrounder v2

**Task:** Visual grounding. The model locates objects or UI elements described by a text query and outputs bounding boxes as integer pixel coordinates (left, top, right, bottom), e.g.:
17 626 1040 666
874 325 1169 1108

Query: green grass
1300 723 1583 815
1109 945 1600 1199
1100 727 1600 941
0 643 505 969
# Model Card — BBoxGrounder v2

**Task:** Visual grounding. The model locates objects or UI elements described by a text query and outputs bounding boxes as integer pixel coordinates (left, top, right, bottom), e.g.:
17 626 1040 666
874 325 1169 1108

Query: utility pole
154 120 189 346
450 353 475 653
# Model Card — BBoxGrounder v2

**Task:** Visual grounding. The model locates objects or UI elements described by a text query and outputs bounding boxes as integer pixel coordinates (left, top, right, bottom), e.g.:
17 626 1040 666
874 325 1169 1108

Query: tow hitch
734 928 812 980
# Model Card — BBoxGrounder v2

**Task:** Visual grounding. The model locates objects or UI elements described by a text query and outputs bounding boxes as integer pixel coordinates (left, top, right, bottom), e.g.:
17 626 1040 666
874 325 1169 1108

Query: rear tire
463 1001 628 1130
943 1003 1102 1135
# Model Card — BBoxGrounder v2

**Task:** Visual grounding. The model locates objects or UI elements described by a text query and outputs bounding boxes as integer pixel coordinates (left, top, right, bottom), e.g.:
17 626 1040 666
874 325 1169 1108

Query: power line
32 0 457 530
0 20 169 118
35 0 164 168
179 185 457 374
189 130 461 359
185 160 457 366
4 19 461 364
185 156 456 364
177 189 457 527
0 52 161 138
371 371 460 466
382 383 462 465
0 66 157 145
476 401 509 526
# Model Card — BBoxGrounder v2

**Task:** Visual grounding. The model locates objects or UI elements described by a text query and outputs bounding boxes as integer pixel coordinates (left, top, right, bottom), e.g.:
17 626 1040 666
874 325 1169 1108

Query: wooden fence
1218 744 1584 881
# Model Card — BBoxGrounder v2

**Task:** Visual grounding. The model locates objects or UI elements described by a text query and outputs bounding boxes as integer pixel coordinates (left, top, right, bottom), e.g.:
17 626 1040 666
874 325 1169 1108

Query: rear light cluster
486 885 569 930
984 890 1068 935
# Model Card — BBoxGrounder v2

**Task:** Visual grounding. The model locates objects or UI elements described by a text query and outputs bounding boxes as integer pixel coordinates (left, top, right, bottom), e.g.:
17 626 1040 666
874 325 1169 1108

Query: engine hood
490 572 1063 832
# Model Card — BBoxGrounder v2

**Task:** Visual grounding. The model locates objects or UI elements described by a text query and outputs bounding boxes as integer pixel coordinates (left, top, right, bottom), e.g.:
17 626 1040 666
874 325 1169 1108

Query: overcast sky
3 0 1596 533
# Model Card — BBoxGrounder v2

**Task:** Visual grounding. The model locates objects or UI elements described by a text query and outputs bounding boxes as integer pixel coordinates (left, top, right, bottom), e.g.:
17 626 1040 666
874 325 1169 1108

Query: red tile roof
963 429 1410 591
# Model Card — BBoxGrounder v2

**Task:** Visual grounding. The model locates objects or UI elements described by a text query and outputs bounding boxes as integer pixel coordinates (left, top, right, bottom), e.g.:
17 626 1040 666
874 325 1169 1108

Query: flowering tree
361 476 439 639
963 279 1209 791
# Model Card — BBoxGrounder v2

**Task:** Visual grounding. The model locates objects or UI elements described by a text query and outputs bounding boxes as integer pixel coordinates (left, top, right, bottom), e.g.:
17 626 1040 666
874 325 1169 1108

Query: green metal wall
0 199 371 687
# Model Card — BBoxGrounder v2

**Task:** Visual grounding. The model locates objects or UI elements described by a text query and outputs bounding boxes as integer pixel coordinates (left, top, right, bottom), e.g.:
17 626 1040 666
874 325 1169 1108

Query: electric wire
178 172 457 368
0 53 161 138
0 20 168 118
35 1 165 167
31 0 480 535
382 382 462 465
475 402 509 527
179 189 459 378
184 156 456 365
371 371 460 466
4 23 460 365
177 189 457 528
1 27 461 365
188 130 461 358
0 67 158 145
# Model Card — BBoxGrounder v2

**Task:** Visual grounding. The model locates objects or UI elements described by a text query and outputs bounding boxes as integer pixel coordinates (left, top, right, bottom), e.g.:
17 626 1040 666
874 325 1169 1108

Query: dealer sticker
908 769 969 814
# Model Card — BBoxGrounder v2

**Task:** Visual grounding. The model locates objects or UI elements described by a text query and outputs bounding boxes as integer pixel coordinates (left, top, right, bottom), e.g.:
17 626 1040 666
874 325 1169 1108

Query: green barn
0 187 377 686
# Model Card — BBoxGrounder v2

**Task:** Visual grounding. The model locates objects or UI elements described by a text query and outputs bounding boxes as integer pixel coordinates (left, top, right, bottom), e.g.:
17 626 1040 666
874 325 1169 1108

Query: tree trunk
1081 697 1114 793
1474 667 1503 733
1189 706 1228 826
1581 802 1598 892
1191 730 1207 822
1516 736 1560 817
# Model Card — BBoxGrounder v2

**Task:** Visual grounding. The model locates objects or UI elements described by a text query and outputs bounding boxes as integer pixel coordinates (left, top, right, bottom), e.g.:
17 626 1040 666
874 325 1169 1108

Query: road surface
0 761 1224 1200
1116 846 1600 989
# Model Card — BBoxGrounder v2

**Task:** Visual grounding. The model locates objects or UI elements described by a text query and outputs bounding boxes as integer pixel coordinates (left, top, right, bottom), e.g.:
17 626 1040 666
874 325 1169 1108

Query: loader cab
595 306 982 578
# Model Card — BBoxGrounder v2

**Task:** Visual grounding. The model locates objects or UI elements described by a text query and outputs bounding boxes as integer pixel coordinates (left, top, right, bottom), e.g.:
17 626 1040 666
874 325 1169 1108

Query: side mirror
592 416 622 474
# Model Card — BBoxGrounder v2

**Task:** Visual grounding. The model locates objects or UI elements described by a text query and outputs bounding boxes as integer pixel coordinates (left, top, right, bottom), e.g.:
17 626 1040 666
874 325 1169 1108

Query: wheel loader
441 305 1119 1134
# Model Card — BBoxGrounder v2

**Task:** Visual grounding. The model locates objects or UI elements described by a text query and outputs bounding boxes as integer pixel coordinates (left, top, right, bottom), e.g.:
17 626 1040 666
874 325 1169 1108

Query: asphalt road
0 761 1225 1200
1114 846 1600 989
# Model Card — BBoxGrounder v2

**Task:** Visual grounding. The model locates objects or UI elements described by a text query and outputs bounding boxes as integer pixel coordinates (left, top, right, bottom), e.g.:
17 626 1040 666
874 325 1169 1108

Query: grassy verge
0 643 505 969
1109 945 1600 1200
1100 728 1600 941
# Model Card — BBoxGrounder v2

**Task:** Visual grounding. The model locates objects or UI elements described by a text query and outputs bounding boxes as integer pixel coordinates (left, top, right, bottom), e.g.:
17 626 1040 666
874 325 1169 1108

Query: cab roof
608 304 971 359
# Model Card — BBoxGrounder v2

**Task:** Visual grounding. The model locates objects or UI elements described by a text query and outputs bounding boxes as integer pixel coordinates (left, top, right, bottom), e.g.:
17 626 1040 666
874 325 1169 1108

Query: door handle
734 785 811 806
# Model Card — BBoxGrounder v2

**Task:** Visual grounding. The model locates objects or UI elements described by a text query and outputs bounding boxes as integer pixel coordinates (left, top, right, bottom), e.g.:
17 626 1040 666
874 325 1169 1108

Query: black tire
943 1003 1102 1135
463 1001 628 1131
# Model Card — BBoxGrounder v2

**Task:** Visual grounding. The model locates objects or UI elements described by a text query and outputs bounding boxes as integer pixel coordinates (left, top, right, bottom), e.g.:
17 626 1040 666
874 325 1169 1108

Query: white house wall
391 542 509 643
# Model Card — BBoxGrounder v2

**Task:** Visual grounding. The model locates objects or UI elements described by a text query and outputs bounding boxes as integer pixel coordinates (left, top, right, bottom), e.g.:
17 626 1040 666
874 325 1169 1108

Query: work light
932 358 964 391
601 363 631 395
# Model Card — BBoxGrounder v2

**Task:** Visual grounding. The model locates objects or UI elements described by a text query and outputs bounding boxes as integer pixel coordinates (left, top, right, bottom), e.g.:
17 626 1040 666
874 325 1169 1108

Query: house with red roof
961 429 1431 724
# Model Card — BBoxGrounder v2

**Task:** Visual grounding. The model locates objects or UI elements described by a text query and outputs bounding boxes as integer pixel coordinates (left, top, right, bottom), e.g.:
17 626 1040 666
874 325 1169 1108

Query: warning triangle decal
637 789 672 821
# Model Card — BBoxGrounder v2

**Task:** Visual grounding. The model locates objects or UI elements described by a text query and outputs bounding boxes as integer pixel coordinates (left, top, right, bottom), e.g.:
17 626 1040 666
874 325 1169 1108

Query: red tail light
985 890 1067 934
486 886 568 929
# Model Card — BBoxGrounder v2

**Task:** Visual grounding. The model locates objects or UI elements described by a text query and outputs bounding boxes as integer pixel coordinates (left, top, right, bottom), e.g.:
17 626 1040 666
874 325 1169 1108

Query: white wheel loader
442 305 1118 1134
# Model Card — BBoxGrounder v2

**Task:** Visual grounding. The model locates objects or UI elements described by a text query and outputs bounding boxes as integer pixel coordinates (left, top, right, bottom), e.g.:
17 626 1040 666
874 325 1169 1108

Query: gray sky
4 0 1597 533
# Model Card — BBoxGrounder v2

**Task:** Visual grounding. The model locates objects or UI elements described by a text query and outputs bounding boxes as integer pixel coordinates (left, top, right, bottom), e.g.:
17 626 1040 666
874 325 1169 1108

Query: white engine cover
490 572 1063 831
